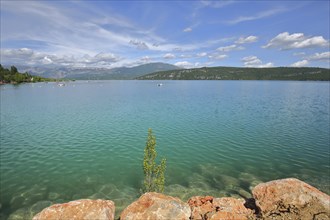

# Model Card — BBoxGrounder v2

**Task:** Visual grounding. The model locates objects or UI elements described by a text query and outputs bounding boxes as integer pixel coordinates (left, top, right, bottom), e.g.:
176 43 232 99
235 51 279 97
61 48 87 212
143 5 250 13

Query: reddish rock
188 196 214 219
252 178 330 219
32 199 115 220
212 197 254 220
120 192 190 220
187 196 254 220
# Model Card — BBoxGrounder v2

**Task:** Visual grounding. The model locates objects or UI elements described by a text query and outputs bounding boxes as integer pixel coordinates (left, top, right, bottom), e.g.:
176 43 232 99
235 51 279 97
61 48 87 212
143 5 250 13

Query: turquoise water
1 80 329 219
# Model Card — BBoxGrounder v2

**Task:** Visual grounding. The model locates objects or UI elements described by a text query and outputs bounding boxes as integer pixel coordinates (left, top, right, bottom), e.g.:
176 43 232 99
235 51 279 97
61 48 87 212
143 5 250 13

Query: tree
10 66 18 74
142 128 166 193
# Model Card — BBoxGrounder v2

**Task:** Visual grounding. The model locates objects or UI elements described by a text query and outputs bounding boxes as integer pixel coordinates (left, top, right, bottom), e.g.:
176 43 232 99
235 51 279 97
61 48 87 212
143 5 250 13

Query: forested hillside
137 66 330 81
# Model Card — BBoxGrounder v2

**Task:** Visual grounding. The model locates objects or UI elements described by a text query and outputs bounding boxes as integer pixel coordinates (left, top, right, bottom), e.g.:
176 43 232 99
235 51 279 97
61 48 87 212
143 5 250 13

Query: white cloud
241 55 274 68
183 27 192 32
1 1 130 54
1 0 247 66
227 7 287 25
291 60 309 67
208 54 228 60
92 52 120 63
1 48 34 58
174 61 196 69
235 36 258 44
263 32 329 50
1 48 121 67
140 56 152 63
293 52 306 56
259 63 274 68
308 52 330 61
129 40 149 50
200 0 236 8
197 52 207 57
180 54 193 58
2 0 179 57
242 56 262 65
163 53 176 59
42 56 53 64
217 44 244 52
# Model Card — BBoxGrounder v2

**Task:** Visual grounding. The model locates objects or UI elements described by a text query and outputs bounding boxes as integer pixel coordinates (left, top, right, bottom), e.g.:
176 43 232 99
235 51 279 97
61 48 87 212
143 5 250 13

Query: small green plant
142 128 166 193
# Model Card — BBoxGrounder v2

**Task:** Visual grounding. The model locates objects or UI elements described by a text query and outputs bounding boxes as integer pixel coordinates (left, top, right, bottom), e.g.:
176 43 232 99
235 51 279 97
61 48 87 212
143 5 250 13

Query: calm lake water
1 80 329 219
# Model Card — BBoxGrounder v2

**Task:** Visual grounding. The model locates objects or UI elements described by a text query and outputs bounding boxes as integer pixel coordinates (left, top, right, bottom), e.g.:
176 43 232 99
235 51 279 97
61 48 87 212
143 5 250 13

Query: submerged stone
10 195 25 211
30 201 53 214
47 192 62 201
8 207 32 220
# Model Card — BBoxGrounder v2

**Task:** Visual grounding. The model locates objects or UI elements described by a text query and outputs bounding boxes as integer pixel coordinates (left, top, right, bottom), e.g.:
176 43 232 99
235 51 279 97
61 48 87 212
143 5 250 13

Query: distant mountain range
137 66 330 81
8 64 329 81
15 63 181 80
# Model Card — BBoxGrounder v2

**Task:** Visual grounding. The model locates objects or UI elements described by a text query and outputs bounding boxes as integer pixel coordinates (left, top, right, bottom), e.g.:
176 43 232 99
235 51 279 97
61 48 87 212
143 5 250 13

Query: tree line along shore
0 64 56 84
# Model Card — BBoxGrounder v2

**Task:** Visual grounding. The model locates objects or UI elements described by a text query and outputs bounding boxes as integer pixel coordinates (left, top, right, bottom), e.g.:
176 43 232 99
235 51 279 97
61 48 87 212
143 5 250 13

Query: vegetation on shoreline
0 64 56 84
137 66 330 81
142 128 166 193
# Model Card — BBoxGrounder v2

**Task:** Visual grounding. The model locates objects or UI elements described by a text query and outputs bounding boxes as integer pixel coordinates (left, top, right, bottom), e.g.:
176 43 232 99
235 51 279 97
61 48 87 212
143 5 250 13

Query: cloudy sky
1 0 329 69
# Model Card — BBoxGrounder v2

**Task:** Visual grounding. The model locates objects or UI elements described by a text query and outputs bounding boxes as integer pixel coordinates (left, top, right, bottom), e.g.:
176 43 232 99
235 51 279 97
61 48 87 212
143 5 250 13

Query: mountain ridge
137 66 330 81
12 62 181 80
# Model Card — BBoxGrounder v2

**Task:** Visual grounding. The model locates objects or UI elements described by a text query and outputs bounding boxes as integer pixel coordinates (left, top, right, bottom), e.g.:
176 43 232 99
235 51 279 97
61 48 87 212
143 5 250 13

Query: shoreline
31 178 330 220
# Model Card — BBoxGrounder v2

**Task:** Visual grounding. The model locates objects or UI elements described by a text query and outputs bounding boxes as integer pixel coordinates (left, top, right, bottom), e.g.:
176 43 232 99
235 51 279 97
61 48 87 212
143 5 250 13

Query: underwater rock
97 183 122 198
32 199 115 220
30 201 53 215
71 189 94 200
8 207 32 220
10 184 48 209
47 192 61 201
88 192 106 200
10 195 25 211
252 178 330 219
120 192 190 220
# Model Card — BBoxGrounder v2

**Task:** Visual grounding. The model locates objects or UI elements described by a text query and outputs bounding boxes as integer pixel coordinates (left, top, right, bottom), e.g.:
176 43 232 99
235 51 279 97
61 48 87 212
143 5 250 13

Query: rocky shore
32 178 329 220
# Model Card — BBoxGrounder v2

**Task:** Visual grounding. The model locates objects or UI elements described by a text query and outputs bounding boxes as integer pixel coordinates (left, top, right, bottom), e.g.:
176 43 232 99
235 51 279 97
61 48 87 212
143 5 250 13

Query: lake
1 80 329 219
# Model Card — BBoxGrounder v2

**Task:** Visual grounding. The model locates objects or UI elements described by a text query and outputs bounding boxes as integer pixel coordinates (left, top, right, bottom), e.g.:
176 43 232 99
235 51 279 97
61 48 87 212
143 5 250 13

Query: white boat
58 83 65 87
157 83 163 86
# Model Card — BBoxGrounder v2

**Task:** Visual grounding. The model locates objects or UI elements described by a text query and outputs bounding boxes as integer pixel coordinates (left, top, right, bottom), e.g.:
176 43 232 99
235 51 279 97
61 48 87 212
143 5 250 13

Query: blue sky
1 0 329 69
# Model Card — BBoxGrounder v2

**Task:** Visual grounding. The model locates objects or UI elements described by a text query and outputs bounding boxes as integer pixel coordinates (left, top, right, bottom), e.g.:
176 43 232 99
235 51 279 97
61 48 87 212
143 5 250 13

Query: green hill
137 66 330 81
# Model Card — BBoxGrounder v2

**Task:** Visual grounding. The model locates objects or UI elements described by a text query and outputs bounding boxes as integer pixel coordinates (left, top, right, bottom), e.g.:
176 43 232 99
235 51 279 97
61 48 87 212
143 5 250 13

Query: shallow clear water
1 80 329 219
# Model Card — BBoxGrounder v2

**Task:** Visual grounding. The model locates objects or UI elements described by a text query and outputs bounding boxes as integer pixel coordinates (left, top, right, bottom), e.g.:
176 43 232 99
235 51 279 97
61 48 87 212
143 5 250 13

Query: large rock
252 178 330 219
120 192 191 220
32 199 115 220
187 196 254 220
188 196 214 219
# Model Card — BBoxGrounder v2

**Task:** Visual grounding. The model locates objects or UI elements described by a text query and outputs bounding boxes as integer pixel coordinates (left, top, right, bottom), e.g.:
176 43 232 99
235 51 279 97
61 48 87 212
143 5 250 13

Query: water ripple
1 81 329 218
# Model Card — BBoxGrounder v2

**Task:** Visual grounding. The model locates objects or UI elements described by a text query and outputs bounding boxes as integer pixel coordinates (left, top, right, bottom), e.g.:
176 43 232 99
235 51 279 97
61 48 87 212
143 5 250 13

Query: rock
8 207 32 220
212 197 254 220
120 192 191 220
32 199 115 220
188 196 214 219
30 201 53 215
187 196 254 220
252 178 330 219
48 192 61 201
10 195 25 211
